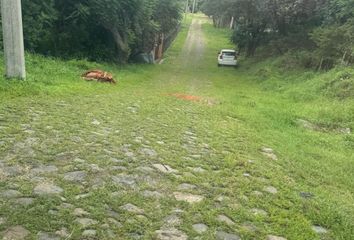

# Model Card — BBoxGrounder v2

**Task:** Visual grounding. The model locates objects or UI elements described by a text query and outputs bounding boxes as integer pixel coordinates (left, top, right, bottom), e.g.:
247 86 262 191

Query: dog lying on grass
82 70 116 84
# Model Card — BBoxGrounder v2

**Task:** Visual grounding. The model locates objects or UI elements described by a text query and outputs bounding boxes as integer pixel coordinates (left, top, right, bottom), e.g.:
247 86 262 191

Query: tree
1 0 184 62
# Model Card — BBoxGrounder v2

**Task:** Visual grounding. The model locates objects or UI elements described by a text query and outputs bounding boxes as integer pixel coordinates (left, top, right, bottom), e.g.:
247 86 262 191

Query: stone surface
89 164 101 172
2 166 23 177
112 175 136 188
251 191 263 197
299 192 314 199
60 203 74 209
74 158 86 164
111 166 127 171
37 232 60 240
264 186 278 194
173 192 204 203
34 183 63 195
189 167 206 173
2 226 30 240
74 208 90 216
82 230 97 237
1 189 22 198
177 183 197 191
12 198 35 206
55 228 69 238
338 127 351 134
75 218 98 228
215 231 241 240
296 119 319 131
75 193 91 200
137 166 155 173
251 208 268 217
107 218 122 227
261 147 278 160
140 148 157 157
120 203 144 214
92 119 100 125
153 164 178 174
63 171 86 182
266 235 287 240
217 215 235 226
192 223 208 234
31 165 58 175
241 222 258 232
190 154 201 159
142 190 163 198
163 215 181 227
312 225 328 234
216 196 227 202
155 228 188 240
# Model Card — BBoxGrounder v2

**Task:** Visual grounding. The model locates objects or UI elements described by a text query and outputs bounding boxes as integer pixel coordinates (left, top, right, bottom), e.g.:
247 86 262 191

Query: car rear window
222 51 236 56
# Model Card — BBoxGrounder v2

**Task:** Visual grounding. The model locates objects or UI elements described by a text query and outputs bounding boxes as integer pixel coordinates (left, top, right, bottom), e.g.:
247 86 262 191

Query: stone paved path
0 17 331 240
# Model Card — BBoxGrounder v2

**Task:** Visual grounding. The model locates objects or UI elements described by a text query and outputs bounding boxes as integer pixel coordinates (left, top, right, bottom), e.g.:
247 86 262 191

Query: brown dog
82 70 116 84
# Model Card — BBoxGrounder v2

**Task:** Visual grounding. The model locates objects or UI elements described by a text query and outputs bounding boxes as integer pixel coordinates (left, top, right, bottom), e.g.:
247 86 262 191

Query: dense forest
0 0 184 63
201 0 354 69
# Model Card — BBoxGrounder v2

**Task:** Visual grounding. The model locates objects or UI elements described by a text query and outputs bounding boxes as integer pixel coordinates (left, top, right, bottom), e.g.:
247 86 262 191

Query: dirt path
174 18 213 95
181 18 206 63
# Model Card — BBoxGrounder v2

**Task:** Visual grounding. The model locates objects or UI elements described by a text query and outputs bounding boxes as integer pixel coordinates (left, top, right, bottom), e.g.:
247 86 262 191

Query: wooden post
1 0 26 79
230 16 235 29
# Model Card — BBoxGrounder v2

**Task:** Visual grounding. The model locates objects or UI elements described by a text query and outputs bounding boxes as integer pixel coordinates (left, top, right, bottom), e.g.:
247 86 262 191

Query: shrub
310 20 354 69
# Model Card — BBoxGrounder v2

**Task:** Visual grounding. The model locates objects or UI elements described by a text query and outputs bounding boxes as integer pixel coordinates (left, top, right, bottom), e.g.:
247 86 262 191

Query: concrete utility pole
1 0 26 79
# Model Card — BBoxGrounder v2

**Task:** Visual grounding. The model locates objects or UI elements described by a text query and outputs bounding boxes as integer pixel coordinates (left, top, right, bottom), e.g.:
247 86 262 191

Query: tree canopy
201 0 354 67
0 0 184 62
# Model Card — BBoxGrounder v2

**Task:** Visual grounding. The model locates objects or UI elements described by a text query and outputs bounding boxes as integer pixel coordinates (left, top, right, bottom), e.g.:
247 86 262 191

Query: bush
274 51 320 70
322 71 354 99
311 20 354 68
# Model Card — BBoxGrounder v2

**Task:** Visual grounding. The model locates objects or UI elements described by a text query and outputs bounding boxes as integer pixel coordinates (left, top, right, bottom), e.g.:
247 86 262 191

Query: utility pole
1 0 26 79
192 0 197 14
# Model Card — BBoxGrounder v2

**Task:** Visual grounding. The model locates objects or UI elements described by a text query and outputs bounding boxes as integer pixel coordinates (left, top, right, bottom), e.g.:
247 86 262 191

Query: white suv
218 49 237 67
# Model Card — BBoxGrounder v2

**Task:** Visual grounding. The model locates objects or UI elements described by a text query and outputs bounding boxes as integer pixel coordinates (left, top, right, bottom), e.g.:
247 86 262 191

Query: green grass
0 15 353 240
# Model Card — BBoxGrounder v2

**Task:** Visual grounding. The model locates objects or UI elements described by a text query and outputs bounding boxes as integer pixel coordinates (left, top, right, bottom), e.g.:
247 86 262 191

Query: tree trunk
110 28 130 62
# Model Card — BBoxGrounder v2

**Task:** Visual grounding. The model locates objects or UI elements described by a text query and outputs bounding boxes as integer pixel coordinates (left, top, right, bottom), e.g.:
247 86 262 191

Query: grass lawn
0 15 353 240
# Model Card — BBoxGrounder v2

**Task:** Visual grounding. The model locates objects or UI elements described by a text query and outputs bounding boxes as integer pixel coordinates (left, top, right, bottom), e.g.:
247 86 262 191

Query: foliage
0 0 184 62
201 0 354 67
21 0 57 52
311 20 354 69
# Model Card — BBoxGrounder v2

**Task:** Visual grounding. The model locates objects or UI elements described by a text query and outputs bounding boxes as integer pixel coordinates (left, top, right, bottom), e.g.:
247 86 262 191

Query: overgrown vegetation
0 0 184 62
201 0 354 69
0 15 353 239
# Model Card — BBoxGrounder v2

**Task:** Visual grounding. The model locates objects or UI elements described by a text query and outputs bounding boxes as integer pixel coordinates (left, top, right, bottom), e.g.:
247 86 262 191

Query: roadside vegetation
201 0 354 70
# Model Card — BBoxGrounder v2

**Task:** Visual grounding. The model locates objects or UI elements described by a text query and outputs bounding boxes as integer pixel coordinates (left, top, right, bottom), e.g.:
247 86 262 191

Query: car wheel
218 64 221 67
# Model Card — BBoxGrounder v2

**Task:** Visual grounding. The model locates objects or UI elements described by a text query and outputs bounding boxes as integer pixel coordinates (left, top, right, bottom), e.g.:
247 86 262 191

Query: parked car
218 49 237 67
